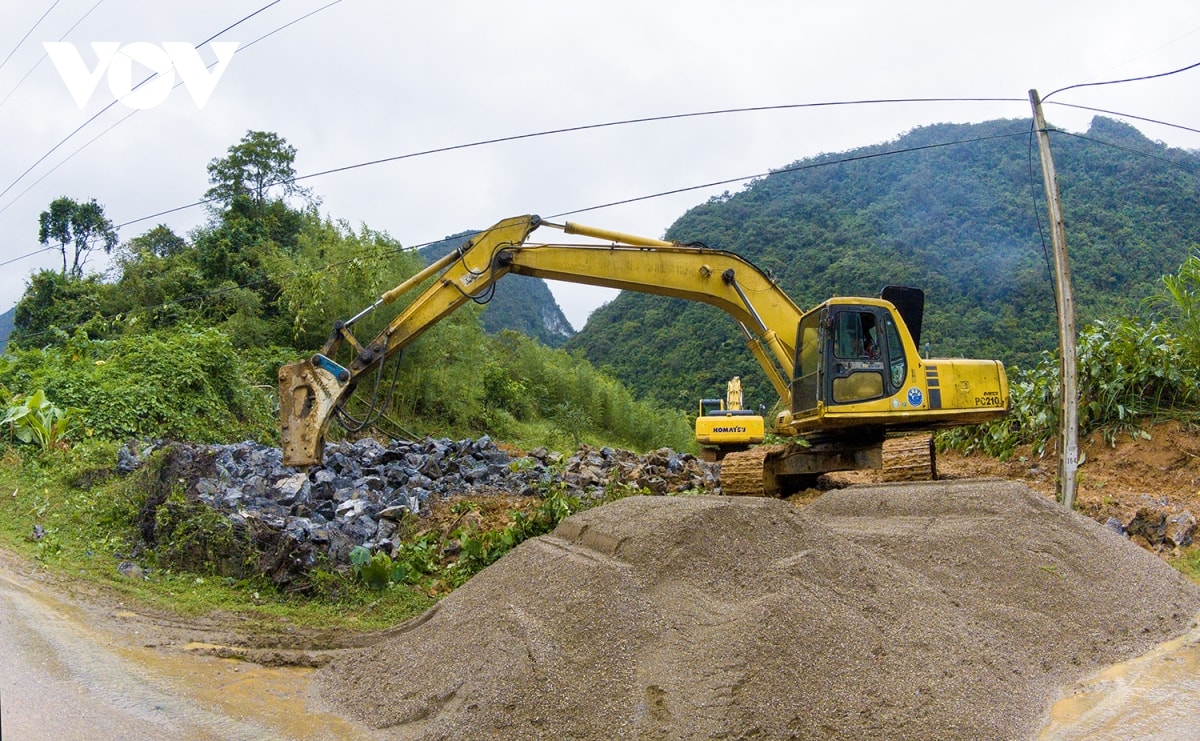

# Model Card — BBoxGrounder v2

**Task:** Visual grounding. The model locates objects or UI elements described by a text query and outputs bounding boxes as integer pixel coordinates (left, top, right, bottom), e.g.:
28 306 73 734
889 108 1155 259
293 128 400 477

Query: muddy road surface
0 553 375 740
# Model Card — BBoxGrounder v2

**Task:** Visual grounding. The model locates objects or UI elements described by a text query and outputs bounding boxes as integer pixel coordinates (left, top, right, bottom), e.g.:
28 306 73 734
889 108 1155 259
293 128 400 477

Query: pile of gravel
123 437 717 586
316 480 1200 740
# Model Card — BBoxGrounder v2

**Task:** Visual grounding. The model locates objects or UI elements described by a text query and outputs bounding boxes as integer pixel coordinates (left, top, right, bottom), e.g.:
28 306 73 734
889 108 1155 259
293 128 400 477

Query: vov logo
43 41 238 110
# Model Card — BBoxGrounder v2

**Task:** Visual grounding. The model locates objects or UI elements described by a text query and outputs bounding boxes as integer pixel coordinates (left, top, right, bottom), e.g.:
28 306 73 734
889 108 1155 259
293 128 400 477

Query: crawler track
718 446 781 497
719 434 935 497
880 434 937 481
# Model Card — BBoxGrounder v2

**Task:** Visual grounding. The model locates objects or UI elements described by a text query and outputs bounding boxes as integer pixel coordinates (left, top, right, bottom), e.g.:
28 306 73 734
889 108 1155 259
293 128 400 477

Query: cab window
834 311 880 360
831 309 885 404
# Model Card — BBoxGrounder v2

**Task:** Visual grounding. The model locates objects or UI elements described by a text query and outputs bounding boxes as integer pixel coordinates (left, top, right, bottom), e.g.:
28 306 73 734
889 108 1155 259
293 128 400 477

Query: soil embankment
316 480 1200 740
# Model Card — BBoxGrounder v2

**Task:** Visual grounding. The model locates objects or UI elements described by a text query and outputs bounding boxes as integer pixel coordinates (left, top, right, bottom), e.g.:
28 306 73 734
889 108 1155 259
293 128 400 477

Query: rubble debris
122 437 718 587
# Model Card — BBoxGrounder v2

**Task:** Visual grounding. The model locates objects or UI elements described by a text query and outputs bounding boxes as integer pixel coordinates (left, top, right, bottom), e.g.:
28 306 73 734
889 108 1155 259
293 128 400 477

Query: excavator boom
280 213 1009 490
281 214 804 466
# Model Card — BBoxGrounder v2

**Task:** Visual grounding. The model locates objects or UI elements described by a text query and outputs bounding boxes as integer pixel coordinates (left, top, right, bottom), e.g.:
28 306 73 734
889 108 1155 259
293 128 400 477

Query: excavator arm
279 214 807 466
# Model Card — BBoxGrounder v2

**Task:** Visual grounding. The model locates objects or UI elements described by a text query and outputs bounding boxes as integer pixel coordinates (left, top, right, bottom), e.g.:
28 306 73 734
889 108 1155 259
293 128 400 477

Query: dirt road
0 555 373 741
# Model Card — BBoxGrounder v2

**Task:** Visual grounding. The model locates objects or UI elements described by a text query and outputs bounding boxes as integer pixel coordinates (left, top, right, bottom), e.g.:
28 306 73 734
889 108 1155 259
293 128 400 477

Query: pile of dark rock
1106 504 1196 552
121 437 717 587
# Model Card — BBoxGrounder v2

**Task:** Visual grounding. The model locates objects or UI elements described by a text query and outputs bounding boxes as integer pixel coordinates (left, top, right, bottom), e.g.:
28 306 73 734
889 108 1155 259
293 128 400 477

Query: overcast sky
2 1 1199 329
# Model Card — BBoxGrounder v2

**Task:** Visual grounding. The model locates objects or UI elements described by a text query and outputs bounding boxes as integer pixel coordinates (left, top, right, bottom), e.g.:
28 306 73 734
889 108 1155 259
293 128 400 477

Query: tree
205 130 311 211
193 131 313 329
124 224 188 258
10 270 115 347
37 196 118 278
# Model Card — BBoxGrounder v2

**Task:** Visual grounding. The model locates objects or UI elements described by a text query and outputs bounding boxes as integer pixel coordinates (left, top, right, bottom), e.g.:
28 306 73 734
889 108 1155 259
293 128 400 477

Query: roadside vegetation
939 250 1200 459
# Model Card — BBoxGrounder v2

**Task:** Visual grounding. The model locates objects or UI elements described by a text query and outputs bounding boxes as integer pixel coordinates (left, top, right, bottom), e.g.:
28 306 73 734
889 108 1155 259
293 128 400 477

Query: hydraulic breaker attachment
279 354 350 468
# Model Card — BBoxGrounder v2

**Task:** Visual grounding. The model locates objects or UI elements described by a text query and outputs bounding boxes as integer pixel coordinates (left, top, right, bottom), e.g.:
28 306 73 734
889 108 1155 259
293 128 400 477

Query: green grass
1169 545 1200 585
0 442 434 632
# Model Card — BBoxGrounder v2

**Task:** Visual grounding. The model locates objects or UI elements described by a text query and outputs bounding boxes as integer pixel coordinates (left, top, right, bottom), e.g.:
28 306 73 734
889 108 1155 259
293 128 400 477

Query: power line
0 0 106 111
290 98 1025 185
0 0 282 204
238 0 343 52
1052 129 1200 173
0 0 345 217
0 246 56 268
1083 24 1200 86
202 0 281 42
0 0 62 73
1045 101 1200 139
114 97 1026 229
547 130 1031 219
0 106 139 215
1043 59 1200 101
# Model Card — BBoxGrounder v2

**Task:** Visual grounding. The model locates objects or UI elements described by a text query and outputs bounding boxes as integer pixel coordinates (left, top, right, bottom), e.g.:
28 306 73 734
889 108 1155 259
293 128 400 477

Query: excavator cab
792 303 902 416
788 290 1007 436
825 306 906 405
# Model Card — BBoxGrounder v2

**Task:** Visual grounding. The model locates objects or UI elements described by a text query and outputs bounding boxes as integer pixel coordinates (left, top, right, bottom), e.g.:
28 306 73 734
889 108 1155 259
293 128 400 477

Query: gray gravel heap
317 480 1200 740
123 437 717 586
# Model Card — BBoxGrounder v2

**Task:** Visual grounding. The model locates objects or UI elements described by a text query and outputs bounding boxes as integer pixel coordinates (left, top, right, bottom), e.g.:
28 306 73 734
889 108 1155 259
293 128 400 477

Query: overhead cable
0 0 282 204
0 0 106 111
0 0 62 72
1046 101 1200 138
114 97 1027 229
1043 59 1200 100
548 131 1030 219
0 246 56 268
0 0 345 216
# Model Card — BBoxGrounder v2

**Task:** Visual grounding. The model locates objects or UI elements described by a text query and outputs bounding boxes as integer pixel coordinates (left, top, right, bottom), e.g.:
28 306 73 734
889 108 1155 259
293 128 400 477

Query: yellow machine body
695 412 765 448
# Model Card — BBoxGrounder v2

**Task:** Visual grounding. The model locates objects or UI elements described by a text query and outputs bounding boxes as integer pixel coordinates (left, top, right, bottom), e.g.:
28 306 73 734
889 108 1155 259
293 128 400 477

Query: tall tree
37 196 118 278
205 130 311 211
195 131 312 331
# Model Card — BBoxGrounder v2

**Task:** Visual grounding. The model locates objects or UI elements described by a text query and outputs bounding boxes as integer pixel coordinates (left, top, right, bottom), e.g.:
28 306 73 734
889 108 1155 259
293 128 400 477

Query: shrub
940 317 1200 458
2 389 85 450
0 327 278 444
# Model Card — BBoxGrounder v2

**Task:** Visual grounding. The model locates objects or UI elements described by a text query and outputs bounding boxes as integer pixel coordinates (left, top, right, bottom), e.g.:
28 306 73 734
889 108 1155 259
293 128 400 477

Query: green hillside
0 307 13 350
567 116 1200 410
421 232 575 347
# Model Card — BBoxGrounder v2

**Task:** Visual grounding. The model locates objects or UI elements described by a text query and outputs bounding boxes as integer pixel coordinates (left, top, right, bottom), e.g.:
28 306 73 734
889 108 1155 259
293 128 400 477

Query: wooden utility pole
1029 89 1079 509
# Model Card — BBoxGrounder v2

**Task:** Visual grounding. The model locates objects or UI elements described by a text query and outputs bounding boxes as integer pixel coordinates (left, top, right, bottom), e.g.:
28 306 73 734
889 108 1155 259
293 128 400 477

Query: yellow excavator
279 214 1009 496
695 376 764 460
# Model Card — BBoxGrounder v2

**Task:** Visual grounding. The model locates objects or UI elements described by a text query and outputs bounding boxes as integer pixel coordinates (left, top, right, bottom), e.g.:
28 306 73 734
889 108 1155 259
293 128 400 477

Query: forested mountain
421 232 575 347
0 307 13 350
567 116 1200 410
